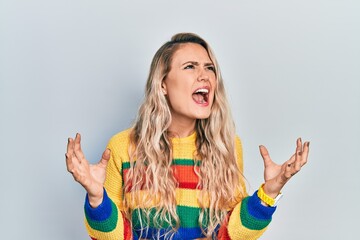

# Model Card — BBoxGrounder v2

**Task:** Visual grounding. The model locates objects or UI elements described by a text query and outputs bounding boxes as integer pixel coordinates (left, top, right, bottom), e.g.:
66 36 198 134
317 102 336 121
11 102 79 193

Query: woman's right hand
66 133 111 208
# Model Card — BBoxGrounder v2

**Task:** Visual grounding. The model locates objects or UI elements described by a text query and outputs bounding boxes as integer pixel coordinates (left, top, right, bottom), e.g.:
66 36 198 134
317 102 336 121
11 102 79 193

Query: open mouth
192 88 209 105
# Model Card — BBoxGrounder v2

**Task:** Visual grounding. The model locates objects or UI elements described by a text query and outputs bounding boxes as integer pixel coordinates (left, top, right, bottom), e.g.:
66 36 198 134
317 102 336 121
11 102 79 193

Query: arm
66 133 132 240
84 136 132 240
218 137 310 240
218 137 275 240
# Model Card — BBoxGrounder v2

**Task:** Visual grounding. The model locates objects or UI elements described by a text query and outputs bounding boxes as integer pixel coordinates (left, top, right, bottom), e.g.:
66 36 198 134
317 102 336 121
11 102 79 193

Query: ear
161 81 167 95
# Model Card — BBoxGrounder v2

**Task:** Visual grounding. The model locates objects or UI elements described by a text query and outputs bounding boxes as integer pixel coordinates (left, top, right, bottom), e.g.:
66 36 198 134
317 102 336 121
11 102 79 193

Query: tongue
192 93 205 104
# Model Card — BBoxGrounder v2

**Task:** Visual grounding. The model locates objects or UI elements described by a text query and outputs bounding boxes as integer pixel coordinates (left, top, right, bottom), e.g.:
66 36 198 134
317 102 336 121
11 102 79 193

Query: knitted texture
84 129 275 239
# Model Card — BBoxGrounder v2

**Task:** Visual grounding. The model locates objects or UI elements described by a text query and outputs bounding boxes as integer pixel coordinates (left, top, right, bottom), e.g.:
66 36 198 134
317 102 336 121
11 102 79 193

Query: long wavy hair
126 33 246 238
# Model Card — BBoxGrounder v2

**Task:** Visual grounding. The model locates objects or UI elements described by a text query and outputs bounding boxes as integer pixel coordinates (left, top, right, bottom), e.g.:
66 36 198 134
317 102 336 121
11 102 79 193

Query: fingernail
307 142 310 147
299 137 302 143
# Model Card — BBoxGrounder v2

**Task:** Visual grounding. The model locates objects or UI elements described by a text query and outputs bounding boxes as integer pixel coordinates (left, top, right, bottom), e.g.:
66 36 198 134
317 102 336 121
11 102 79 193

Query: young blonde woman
66 33 310 240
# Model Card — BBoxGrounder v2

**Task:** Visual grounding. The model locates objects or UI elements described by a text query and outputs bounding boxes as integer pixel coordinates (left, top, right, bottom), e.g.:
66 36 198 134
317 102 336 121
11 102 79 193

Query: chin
193 106 213 120
194 112 211 120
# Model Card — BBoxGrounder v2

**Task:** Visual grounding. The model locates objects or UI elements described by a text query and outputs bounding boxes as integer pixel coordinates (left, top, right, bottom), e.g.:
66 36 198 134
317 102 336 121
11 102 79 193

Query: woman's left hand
259 138 310 198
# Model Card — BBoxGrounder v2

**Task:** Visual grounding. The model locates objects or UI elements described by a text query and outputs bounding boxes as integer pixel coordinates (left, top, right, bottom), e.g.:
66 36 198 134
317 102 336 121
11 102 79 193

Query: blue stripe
246 191 276 220
134 226 206 239
84 188 112 221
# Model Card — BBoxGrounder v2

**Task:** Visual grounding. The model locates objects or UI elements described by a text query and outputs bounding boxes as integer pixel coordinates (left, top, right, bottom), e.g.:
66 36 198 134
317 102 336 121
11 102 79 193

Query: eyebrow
181 61 214 66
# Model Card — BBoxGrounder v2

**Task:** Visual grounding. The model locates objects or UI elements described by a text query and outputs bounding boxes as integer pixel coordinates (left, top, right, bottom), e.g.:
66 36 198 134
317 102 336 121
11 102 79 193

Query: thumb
99 148 111 168
259 145 273 167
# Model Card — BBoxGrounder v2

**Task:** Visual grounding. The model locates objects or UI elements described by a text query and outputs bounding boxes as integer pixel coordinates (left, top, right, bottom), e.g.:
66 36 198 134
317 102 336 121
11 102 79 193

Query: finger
286 154 296 166
66 150 81 174
65 152 74 173
66 137 82 172
66 137 74 156
66 137 75 167
67 137 81 164
284 156 295 179
300 141 310 166
294 138 302 172
259 145 273 167
74 133 86 163
98 148 111 168
282 154 296 179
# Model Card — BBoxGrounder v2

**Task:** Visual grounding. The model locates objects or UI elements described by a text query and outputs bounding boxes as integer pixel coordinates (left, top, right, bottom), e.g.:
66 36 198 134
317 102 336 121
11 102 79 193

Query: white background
1 0 359 239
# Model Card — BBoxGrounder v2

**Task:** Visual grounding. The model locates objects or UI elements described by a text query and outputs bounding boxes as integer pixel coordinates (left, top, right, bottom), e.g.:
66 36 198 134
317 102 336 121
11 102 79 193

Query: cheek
167 79 191 98
211 78 217 99
167 90 188 108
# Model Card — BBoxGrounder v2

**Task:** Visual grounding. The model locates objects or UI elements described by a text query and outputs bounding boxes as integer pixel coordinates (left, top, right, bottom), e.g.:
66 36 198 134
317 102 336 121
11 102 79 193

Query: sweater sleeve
218 136 276 240
84 132 132 240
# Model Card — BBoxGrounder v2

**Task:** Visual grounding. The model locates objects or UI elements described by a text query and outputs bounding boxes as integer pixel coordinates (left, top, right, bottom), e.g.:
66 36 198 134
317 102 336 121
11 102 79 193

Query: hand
65 133 111 207
259 138 310 198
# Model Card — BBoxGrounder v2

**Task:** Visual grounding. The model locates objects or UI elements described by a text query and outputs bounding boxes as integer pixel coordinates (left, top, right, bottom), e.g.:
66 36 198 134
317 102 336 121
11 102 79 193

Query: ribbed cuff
84 188 112 221
246 191 277 220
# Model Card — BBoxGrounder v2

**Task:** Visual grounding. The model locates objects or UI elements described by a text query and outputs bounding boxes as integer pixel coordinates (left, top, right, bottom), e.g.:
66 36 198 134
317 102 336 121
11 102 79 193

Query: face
162 43 216 124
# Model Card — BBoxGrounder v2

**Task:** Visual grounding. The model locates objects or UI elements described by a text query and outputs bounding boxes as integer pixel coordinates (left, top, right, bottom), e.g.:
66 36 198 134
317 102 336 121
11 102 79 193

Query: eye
184 64 195 70
207 65 215 72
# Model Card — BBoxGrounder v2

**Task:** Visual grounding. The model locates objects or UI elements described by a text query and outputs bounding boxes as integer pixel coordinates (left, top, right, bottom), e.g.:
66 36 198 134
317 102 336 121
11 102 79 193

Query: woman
66 33 309 240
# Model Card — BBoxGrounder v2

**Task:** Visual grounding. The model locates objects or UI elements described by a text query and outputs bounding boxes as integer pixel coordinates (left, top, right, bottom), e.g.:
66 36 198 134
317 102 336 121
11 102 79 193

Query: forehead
171 43 212 64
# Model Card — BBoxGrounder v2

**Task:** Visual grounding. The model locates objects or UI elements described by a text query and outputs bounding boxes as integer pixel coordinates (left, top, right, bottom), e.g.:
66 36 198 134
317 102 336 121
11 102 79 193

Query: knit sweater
84 129 276 240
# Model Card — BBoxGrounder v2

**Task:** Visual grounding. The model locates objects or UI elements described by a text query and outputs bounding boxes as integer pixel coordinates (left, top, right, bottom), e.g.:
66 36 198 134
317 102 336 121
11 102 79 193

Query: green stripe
132 206 203 229
122 159 201 170
122 162 131 169
178 206 201 228
132 208 174 228
240 197 271 230
85 200 118 232
172 159 201 166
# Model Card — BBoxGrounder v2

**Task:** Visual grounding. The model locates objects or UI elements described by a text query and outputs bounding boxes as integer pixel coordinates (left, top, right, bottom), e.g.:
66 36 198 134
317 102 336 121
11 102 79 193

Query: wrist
257 183 283 207
88 190 104 208
263 182 281 198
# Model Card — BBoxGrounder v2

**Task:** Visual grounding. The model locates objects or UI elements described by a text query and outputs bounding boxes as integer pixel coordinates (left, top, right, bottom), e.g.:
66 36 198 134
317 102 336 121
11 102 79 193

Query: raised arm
221 137 310 240
66 133 110 207
66 133 131 240
260 138 310 199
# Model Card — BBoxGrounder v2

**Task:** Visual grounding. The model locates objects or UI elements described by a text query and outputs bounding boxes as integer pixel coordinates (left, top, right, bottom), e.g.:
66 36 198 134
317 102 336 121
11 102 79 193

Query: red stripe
178 182 199 189
217 211 231 240
122 212 132 240
123 166 201 192
172 165 199 183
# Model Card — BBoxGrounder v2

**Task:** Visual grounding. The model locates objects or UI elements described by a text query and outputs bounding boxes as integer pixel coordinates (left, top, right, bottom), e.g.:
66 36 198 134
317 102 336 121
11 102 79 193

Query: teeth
195 88 209 94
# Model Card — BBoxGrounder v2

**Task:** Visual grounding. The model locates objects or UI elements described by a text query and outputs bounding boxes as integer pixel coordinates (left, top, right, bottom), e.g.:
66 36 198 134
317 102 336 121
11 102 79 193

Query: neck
168 117 196 138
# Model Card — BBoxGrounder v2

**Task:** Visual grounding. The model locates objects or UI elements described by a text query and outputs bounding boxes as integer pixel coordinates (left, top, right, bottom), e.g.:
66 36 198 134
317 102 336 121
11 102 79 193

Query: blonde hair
126 33 246 238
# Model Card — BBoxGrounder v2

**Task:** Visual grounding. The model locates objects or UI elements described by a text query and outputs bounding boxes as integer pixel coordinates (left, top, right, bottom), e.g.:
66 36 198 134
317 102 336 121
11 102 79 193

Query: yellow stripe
227 202 267 240
84 213 124 239
172 133 197 159
176 188 207 207
124 188 210 208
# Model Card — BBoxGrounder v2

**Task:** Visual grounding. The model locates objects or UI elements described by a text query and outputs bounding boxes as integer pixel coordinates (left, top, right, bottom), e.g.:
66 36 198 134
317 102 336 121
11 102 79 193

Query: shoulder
107 128 133 158
108 128 132 144
234 134 244 171
235 135 243 153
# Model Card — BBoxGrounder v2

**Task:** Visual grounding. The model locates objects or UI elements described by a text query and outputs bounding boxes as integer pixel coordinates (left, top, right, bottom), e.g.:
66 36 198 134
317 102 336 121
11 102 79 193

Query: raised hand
65 133 111 207
259 138 310 198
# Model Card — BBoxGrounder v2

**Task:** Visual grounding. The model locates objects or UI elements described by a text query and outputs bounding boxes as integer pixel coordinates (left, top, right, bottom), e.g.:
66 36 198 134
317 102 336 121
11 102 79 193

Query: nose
197 68 209 82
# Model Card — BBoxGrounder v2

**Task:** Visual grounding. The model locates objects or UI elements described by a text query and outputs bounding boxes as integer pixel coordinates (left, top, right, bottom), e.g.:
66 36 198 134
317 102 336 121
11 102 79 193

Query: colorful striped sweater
84 129 276 239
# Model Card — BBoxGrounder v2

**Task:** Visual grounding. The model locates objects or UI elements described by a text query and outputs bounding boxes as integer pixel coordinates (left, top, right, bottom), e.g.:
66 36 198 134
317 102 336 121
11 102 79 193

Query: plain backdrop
1 0 359 239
